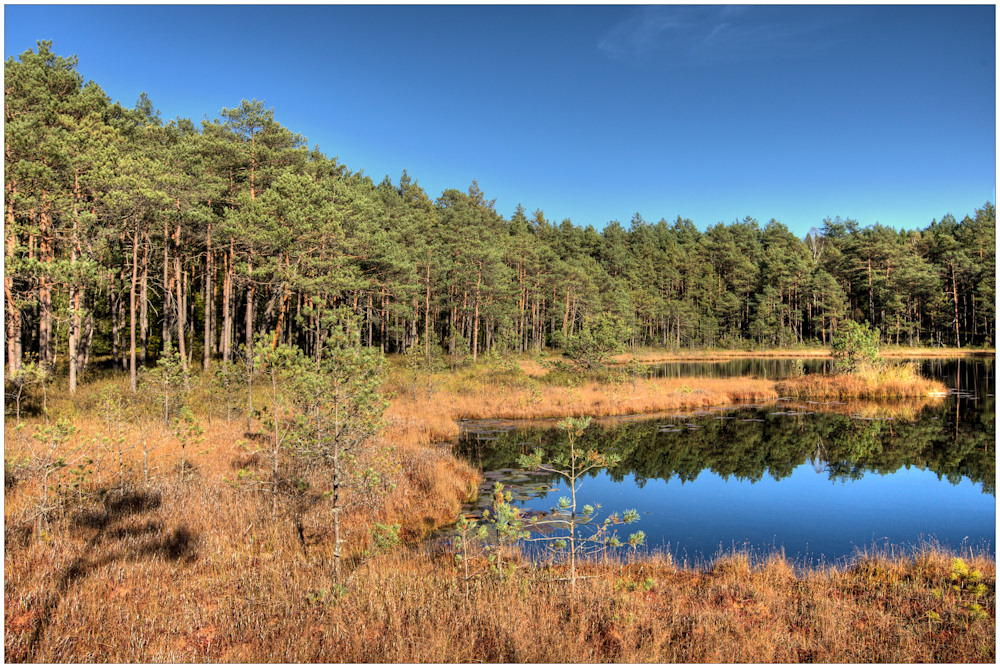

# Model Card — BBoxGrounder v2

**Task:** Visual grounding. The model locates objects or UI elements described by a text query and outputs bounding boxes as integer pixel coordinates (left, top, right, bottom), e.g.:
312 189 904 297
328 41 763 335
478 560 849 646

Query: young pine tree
518 416 642 594
287 316 389 584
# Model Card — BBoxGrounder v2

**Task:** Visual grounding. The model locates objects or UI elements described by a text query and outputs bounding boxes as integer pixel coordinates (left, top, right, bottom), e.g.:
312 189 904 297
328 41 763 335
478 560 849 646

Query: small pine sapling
5 360 52 420
24 418 86 535
173 405 204 481
623 357 646 392
287 315 389 585
480 482 529 580
453 513 489 596
211 359 244 423
237 335 267 433
96 387 138 492
518 416 642 594
253 337 306 514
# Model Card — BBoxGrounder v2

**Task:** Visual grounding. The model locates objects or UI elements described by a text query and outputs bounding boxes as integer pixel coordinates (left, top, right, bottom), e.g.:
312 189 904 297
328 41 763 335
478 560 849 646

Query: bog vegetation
4 363 995 662
4 41 995 662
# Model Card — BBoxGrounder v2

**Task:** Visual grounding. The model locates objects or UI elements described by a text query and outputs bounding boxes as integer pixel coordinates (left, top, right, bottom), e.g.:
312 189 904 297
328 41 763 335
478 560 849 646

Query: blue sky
4 4 995 236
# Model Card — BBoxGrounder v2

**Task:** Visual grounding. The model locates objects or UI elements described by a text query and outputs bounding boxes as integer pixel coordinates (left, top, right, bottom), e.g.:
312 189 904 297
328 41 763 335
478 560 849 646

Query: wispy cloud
598 6 846 64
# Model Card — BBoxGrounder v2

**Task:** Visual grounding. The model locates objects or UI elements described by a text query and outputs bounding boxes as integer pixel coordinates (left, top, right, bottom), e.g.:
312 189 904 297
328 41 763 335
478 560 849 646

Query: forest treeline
5 43 996 393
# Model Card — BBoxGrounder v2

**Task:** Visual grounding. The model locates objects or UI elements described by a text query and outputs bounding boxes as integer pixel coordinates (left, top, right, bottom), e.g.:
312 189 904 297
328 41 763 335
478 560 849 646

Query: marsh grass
5 502 993 663
4 362 993 662
385 363 779 431
775 362 948 399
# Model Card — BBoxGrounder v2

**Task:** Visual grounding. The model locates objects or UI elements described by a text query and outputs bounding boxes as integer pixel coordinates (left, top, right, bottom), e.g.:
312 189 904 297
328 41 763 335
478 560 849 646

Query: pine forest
5 43 996 390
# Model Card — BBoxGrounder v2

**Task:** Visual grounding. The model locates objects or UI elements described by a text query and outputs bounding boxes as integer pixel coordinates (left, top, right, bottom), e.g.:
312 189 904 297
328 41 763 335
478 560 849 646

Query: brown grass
385 374 779 445
5 503 994 663
776 364 948 400
602 346 993 364
4 360 991 662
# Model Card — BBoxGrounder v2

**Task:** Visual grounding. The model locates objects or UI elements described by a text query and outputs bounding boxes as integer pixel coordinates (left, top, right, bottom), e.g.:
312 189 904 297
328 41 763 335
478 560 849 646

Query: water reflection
460 402 994 496
453 358 994 563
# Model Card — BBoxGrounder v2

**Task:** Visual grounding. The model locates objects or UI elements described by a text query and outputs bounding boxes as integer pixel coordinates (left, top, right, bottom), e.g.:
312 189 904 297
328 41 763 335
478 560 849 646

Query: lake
453 357 995 567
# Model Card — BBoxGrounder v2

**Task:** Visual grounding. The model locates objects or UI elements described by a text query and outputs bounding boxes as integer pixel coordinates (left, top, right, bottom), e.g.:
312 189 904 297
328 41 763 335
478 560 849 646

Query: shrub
554 314 631 371
831 320 881 373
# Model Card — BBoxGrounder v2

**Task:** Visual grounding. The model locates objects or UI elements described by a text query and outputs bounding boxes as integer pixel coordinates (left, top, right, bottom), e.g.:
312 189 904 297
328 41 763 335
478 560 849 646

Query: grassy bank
385 358 947 447
385 371 780 446
4 356 988 662
5 502 994 663
602 345 993 364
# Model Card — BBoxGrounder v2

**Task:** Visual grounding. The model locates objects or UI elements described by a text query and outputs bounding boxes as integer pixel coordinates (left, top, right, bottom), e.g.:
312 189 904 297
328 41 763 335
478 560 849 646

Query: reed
600 346 993 365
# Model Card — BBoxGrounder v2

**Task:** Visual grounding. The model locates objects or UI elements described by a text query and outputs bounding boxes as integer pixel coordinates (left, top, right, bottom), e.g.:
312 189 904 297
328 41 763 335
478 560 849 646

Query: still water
454 358 995 566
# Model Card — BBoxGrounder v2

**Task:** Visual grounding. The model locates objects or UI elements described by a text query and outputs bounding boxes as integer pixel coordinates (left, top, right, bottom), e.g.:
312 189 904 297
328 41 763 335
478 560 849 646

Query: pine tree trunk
68 170 84 394
203 222 213 370
118 268 127 371
163 218 172 352
4 163 22 373
174 219 187 369
245 252 255 348
424 262 431 359
68 280 79 393
130 227 139 393
472 262 482 362
111 279 120 368
81 309 94 373
366 293 373 347
140 235 150 364
380 291 387 354
562 285 571 337
951 264 961 347
185 267 194 366
68 251 79 392
222 237 234 362
39 207 54 366
867 256 874 326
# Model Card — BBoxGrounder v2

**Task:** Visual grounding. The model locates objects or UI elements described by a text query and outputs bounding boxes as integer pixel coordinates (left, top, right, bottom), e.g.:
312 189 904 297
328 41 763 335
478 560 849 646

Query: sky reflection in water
455 358 995 565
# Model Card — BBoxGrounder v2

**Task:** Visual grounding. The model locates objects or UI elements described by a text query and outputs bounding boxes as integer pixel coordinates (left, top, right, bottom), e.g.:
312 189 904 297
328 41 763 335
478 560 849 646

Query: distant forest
5 43 996 392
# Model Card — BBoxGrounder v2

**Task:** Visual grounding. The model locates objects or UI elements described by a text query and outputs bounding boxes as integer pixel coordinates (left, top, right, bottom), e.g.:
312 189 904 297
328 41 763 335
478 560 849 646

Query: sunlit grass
4 360 992 662
5 502 993 663
775 362 948 399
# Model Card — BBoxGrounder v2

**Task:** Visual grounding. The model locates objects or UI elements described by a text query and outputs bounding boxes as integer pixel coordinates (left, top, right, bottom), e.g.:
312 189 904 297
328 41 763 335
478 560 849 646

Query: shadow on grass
21 488 198 662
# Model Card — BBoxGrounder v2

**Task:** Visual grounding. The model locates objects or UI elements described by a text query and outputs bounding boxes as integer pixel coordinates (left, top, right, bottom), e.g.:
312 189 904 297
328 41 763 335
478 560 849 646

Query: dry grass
386 373 779 445
4 361 991 662
776 364 948 400
782 396 947 421
878 346 995 359
5 503 994 663
601 346 993 364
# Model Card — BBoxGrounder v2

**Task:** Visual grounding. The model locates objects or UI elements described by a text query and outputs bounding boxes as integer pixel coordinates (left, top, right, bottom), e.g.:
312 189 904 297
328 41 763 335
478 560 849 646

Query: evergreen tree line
5 43 996 394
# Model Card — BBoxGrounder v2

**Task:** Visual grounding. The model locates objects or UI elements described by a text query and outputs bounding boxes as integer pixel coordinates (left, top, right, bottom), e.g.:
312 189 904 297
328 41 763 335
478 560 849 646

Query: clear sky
4 4 996 236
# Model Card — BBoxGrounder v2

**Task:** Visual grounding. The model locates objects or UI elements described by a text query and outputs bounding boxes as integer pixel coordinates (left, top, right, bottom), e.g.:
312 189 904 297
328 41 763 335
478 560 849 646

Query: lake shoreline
386 364 949 448
601 346 994 364
4 354 992 662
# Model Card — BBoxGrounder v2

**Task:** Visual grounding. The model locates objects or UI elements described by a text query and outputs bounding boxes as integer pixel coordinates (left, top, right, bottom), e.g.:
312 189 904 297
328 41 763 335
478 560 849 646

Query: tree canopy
5 42 995 390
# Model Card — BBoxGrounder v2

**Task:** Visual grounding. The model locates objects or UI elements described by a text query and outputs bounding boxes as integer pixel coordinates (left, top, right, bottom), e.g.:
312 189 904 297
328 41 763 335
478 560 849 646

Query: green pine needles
517 416 643 593
831 319 882 373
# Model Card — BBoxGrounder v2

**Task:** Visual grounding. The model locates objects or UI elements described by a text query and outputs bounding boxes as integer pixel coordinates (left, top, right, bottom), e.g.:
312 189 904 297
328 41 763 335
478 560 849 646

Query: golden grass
878 346 995 358
5 507 994 663
776 364 948 400
781 396 946 421
4 359 991 662
593 346 994 365
385 374 779 444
